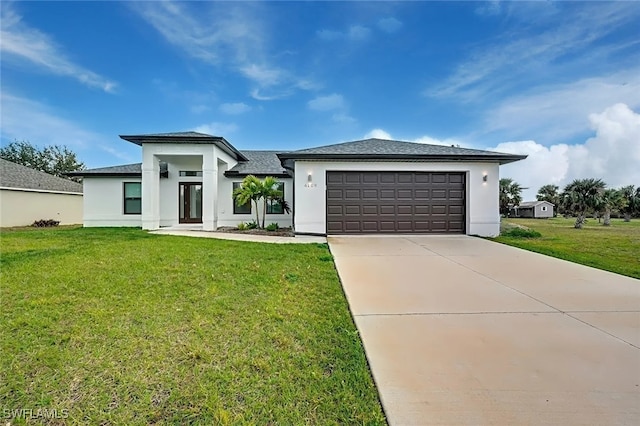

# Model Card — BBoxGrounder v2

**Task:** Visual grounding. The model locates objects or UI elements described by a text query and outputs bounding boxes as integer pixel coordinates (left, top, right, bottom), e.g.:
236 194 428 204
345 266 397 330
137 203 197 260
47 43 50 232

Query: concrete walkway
329 235 640 425
149 228 326 244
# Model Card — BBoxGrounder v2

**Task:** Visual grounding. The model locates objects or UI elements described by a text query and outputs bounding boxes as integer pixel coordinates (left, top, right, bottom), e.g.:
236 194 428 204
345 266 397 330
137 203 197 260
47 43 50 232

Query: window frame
266 182 285 214
232 182 252 215
123 182 142 215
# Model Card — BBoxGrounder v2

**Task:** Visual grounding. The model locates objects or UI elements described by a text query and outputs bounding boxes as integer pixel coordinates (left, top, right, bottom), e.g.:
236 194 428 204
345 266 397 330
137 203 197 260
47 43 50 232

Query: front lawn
0 227 385 425
494 218 640 279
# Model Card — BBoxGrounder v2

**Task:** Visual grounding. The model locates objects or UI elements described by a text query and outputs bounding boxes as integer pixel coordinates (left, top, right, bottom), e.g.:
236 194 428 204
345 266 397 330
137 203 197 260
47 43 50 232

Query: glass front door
179 182 202 223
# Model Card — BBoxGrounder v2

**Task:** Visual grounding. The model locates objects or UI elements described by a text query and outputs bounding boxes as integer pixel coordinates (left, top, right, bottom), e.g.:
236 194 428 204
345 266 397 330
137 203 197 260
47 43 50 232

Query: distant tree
499 178 523 216
619 185 639 222
0 140 85 178
596 188 625 226
563 178 606 229
536 184 561 216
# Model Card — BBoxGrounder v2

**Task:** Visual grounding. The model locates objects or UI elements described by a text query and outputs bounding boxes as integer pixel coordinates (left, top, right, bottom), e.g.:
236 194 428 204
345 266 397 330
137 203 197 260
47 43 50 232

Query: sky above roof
1 1 639 199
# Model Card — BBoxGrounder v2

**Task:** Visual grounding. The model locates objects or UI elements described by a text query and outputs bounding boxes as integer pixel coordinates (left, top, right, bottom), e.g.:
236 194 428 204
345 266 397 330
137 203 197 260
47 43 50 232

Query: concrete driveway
328 235 640 425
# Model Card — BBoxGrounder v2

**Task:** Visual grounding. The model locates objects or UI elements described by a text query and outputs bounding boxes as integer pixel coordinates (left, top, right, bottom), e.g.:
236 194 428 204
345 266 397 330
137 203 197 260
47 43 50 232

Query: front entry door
179 182 202 223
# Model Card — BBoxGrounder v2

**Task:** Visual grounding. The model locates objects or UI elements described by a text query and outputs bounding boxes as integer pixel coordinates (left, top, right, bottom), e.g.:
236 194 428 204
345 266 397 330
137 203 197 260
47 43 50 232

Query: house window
123 182 142 214
179 171 202 177
232 182 252 214
541 206 548 212
267 182 285 214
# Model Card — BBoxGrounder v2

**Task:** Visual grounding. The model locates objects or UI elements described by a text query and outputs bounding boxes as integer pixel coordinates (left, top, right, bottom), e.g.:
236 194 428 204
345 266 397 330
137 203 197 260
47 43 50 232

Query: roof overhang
276 153 527 165
119 134 248 161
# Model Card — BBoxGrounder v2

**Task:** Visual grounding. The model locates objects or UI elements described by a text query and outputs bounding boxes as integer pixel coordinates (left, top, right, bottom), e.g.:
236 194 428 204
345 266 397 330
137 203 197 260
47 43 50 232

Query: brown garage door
326 171 465 234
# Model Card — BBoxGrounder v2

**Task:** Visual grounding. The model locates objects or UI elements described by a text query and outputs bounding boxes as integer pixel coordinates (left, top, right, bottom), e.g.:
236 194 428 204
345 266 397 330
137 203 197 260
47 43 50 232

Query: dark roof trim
224 171 291 179
276 153 527 165
68 171 142 177
119 132 248 161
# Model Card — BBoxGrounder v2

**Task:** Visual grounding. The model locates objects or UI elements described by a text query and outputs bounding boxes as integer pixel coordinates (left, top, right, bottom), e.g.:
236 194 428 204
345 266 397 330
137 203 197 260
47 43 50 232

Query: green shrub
246 221 258 229
501 227 542 238
32 219 60 227
265 223 279 231
237 222 248 231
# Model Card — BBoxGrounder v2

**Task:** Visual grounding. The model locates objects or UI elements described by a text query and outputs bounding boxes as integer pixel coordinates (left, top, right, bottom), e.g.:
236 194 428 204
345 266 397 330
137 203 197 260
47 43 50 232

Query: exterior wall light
483 173 488 182
307 172 313 183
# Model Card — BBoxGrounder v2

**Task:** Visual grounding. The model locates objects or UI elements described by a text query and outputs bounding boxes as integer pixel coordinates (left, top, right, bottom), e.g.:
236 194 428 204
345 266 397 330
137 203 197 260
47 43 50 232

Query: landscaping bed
216 226 294 237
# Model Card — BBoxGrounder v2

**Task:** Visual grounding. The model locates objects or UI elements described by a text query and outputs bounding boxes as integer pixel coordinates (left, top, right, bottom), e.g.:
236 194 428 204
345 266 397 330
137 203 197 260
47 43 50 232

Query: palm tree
260 176 283 229
563 178 606 229
536 184 560 216
233 175 263 227
597 188 624 226
619 185 639 222
499 178 523 216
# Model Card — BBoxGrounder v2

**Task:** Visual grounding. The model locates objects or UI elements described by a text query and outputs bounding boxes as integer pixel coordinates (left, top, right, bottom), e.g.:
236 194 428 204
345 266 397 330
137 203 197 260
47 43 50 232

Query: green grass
494 217 640 279
0 227 385 425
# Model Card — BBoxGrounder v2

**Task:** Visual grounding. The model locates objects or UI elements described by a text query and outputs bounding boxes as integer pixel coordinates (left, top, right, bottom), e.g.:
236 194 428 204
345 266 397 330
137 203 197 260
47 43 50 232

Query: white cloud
192 122 238 136
219 102 251 115
332 113 356 124
364 129 392 140
363 128 468 146
483 70 640 142
495 103 640 200
0 92 133 163
0 4 117 93
429 2 640 101
347 25 371 41
317 25 371 42
240 64 283 87
133 1 312 100
377 17 403 33
308 94 345 111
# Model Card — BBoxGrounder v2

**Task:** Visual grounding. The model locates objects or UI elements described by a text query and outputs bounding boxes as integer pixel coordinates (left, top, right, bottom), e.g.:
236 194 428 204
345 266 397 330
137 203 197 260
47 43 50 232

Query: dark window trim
232 182 252 215
123 182 142 215
266 182 285 214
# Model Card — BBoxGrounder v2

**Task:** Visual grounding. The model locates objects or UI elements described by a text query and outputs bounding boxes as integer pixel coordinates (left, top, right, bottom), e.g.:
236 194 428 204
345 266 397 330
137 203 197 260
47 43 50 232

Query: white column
202 149 217 231
141 151 160 230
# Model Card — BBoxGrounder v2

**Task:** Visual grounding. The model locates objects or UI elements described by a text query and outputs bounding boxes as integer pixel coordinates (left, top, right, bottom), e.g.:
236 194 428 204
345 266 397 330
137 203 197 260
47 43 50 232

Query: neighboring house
69 132 526 236
512 201 554 218
0 158 83 227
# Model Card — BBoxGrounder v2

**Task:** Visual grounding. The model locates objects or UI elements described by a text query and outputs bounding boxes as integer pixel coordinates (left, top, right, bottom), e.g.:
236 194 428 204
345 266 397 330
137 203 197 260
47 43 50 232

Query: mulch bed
216 226 294 237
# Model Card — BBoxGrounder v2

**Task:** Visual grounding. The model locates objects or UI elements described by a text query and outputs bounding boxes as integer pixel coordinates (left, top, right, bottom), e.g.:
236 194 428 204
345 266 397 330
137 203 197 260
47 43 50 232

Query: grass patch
494 218 640 279
0 227 385 425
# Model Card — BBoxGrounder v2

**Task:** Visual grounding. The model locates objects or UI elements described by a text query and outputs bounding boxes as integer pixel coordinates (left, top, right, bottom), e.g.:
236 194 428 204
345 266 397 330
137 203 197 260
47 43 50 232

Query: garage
326 171 465 234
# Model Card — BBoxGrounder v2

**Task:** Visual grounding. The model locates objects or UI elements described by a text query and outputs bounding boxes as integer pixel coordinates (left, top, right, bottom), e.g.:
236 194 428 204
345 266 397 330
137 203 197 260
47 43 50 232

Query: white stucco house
69 132 526 236
0 159 83 227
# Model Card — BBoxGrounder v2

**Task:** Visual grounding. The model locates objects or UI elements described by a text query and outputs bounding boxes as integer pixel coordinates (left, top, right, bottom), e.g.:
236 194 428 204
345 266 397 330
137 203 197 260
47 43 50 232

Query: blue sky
1 1 639 199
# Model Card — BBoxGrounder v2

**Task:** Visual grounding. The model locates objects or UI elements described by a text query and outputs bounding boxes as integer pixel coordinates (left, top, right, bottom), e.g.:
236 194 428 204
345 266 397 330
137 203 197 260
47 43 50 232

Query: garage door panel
415 205 430 215
415 189 430 199
397 205 412 215
326 171 465 234
397 189 413 199
380 205 395 215
397 173 413 184
362 189 378 199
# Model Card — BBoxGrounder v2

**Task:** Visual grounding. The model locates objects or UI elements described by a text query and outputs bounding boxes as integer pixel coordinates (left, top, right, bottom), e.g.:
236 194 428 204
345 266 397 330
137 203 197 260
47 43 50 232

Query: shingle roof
226 151 289 177
0 159 83 193
518 201 555 208
277 138 527 164
119 131 248 161
67 163 142 177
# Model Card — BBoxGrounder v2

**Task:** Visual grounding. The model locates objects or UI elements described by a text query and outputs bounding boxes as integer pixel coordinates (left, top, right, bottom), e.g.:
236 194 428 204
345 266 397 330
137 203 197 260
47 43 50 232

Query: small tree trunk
253 200 260 227
624 213 631 222
603 209 611 226
574 214 585 229
261 199 267 229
